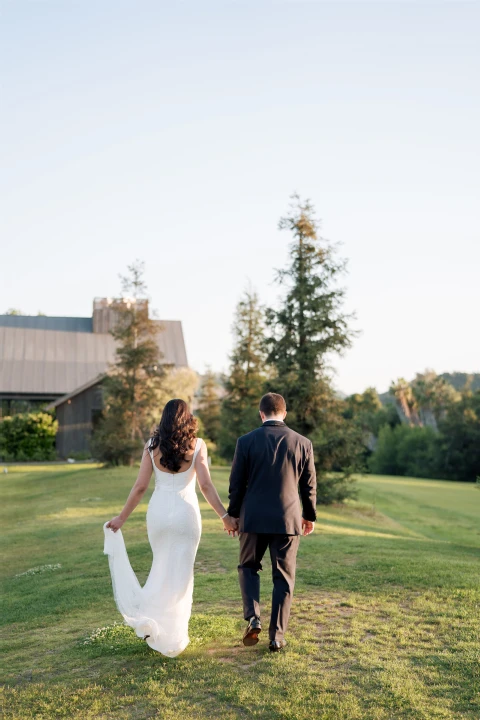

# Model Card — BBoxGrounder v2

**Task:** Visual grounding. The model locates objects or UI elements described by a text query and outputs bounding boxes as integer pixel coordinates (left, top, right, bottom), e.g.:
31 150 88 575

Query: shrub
369 424 439 478
0 412 57 462
316 473 358 505
67 450 92 461
436 391 480 482
310 408 364 504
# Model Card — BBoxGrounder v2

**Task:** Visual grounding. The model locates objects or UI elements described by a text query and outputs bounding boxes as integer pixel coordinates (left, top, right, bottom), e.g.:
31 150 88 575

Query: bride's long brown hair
149 399 198 472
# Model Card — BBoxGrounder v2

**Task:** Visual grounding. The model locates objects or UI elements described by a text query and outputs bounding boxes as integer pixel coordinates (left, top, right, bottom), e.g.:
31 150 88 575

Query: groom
226 392 317 652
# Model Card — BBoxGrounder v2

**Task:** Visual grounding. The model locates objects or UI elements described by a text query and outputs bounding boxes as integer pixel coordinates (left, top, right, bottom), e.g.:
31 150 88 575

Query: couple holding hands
104 392 316 657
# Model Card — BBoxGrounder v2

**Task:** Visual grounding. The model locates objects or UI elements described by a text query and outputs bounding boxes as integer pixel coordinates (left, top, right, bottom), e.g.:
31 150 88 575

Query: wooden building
0 298 188 457
49 376 105 457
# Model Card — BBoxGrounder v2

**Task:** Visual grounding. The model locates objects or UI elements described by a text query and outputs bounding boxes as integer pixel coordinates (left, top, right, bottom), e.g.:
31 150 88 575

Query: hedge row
0 412 57 462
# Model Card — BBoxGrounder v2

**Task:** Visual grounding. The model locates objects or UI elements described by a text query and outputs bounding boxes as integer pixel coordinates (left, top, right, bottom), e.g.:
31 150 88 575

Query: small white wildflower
15 564 62 578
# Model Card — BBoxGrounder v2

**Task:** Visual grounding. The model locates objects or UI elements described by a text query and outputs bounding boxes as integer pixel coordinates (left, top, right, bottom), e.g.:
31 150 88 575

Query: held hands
302 518 315 536
106 515 125 533
222 514 239 537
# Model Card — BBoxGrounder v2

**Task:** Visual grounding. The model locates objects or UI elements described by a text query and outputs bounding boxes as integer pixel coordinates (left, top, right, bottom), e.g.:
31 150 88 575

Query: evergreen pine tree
219 288 267 458
266 195 362 502
92 261 167 465
197 368 221 444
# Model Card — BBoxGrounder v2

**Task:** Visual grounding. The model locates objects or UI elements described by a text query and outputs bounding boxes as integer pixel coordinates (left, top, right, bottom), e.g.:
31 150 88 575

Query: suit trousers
238 532 300 641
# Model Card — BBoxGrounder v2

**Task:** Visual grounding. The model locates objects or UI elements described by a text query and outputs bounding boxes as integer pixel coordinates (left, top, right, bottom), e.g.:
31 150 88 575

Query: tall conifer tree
197 368 222 444
92 261 167 465
266 195 362 502
219 288 267 458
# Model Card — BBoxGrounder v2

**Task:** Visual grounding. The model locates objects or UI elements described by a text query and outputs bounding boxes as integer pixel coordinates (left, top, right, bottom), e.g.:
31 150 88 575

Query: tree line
368 373 479 482
92 195 363 502
91 196 479 501
195 199 479 488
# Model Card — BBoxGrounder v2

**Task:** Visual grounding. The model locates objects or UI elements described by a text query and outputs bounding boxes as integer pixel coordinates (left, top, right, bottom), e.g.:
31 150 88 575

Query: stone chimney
92 297 149 334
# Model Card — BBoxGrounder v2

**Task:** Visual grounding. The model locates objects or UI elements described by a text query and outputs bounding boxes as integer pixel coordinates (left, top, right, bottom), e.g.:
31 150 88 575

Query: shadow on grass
78 614 241 660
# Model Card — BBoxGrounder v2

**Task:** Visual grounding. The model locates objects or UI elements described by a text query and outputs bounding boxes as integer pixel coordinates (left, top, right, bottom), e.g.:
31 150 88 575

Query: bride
104 398 238 657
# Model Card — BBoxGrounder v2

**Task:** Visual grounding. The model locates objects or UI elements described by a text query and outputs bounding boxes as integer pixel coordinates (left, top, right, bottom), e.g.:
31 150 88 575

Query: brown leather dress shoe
243 616 262 646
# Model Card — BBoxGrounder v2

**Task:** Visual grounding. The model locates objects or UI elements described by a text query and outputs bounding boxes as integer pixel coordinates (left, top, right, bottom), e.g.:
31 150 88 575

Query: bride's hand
106 515 124 533
222 515 239 537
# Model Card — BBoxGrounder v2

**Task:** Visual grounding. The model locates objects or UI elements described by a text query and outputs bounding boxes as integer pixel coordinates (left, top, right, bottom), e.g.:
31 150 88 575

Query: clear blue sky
1 1 478 395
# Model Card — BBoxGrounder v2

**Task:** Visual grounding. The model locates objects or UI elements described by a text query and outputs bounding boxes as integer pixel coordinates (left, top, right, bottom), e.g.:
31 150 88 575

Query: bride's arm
195 440 238 535
106 443 153 532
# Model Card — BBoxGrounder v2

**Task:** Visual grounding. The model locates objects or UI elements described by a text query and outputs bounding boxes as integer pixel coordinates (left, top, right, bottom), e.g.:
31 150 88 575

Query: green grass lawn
1 467 479 719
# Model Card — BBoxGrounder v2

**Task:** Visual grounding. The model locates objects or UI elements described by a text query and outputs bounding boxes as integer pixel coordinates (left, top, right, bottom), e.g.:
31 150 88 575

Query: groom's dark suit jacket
227 420 317 535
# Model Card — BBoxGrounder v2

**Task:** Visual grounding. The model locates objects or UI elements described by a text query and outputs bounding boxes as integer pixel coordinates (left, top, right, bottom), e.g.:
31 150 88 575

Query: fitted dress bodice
150 455 199 493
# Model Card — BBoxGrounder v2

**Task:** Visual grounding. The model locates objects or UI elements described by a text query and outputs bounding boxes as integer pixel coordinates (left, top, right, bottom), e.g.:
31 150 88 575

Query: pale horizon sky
1 1 479 395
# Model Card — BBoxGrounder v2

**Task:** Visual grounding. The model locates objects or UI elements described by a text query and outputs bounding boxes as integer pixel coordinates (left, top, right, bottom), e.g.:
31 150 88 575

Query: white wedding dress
103 438 203 657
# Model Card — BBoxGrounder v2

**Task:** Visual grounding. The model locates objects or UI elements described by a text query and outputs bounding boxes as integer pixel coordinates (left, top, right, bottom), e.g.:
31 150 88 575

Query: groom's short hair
259 393 286 417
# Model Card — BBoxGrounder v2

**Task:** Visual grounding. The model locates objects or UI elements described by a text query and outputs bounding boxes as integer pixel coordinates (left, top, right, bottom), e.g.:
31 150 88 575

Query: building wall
56 383 103 457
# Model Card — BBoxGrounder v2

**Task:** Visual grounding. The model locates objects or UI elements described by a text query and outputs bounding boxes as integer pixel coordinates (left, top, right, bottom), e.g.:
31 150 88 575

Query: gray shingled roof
0 321 188 396
0 315 93 332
